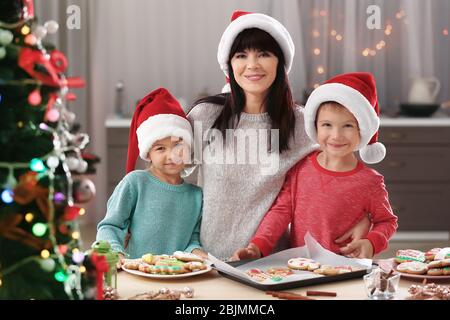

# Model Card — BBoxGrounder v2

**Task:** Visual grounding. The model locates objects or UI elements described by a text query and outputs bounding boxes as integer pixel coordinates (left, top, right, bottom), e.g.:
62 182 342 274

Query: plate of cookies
121 251 212 279
379 248 450 280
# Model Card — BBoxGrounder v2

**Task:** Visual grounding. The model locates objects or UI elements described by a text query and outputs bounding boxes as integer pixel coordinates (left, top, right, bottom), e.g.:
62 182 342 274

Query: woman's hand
335 214 371 246
230 243 261 261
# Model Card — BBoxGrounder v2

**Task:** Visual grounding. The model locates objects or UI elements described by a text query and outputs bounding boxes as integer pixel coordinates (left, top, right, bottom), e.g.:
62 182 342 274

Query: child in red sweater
233 72 398 259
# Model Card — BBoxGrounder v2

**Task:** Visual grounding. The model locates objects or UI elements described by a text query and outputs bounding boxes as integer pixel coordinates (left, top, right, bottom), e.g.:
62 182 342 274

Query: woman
187 11 369 260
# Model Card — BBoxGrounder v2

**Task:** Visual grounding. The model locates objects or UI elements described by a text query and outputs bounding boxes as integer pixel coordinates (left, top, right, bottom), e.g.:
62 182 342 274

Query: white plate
121 264 213 279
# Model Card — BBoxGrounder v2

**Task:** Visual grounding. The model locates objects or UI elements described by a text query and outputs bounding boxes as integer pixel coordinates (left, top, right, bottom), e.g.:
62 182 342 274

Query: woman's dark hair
192 28 295 153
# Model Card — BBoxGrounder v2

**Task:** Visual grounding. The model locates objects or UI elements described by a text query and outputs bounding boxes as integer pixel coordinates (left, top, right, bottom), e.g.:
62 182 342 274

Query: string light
54 271 68 282
336 34 343 41
25 212 34 222
313 48 320 55
443 29 449 36
362 48 370 57
312 30 320 38
17 121 24 128
1 189 14 204
79 208 86 216
330 30 337 36
40 249 50 259
319 10 327 17
71 231 80 240
21 25 31 35
313 83 320 89
30 158 45 172
32 222 47 237
369 50 377 56
72 251 85 264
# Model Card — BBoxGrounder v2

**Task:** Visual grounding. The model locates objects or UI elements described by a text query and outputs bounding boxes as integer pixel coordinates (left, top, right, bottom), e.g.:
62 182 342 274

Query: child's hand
339 239 374 258
335 214 371 245
117 253 125 269
230 243 261 261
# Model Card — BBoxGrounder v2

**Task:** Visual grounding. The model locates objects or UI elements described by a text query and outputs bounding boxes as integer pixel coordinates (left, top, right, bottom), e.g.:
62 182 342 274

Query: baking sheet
210 233 372 291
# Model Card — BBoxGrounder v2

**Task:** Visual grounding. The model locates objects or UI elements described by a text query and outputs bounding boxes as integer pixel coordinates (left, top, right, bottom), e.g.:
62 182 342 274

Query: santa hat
126 88 193 173
217 10 295 93
304 72 386 164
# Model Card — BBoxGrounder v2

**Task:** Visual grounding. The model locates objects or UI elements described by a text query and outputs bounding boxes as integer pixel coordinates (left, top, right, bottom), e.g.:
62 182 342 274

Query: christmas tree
0 0 105 299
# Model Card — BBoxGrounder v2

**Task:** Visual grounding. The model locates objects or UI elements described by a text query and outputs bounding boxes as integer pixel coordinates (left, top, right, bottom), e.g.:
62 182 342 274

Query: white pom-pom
359 142 386 164
44 21 59 34
34 26 48 40
221 83 231 93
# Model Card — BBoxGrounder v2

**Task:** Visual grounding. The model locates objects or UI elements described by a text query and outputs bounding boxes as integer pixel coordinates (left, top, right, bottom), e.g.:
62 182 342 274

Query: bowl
400 103 440 117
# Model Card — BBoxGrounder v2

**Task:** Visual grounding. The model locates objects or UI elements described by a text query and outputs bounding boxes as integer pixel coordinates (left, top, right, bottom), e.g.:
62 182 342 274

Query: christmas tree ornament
46 156 60 169
28 88 42 106
33 25 47 40
0 46 6 60
66 156 80 171
44 20 59 34
73 178 96 203
45 108 60 122
39 258 56 272
24 33 37 45
0 29 14 45
76 159 88 173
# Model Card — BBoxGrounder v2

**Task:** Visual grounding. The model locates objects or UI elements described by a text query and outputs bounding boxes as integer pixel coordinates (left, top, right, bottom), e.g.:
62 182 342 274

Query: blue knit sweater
96 170 203 258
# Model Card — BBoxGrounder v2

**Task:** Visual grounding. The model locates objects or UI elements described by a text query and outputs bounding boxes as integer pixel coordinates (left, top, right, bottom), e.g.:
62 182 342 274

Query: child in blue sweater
96 88 205 260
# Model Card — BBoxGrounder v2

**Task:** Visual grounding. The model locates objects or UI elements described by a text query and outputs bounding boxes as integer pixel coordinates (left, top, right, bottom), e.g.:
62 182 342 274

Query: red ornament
63 206 81 221
58 244 68 255
28 89 42 106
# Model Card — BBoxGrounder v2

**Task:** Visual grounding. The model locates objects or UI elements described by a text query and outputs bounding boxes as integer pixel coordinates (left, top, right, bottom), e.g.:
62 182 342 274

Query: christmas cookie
434 248 450 261
154 257 186 267
425 248 442 261
174 251 204 262
184 261 207 272
396 261 428 275
266 267 294 277
246 269 270 282
427 268 444 276
395 249 425 263
313 265 355 276
141 253 156 264
287 258 320 271
149 265 188 275
122 259 141 270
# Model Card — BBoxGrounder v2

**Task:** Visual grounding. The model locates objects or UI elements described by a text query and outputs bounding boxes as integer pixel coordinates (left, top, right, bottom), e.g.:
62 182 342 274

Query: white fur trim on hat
304 83 381 156
136 114 193 160
217 13 295 77
360 142 386 164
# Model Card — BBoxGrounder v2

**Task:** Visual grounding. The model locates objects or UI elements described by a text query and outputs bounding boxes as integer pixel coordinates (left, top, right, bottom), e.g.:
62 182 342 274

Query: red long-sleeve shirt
251 151 398 256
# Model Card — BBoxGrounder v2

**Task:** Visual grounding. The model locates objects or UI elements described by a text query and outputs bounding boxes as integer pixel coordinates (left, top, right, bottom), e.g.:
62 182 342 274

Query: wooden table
116 268 427 300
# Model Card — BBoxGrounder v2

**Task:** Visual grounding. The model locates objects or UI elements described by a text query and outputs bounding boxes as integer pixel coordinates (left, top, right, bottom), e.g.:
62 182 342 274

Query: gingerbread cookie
122 259 141 270
246 269 270 282
287 258 320 271
395 249 425 263
184 261 207 272
396 261 428 275
266 267 294 277
174 251 204 262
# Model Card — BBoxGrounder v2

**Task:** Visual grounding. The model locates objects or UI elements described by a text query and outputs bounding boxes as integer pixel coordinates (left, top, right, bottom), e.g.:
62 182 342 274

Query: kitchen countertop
105 112 450 128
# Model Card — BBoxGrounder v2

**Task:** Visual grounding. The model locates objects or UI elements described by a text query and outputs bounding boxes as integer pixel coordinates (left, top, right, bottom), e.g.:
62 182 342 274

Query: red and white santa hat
126 88 193 173
304 72 386 164
217 10 295 93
